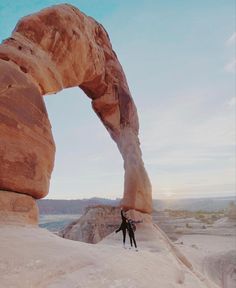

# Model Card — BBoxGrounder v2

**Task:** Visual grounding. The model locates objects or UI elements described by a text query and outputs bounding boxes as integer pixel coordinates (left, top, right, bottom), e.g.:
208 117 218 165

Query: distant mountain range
37 197 120 214
37 196 236 214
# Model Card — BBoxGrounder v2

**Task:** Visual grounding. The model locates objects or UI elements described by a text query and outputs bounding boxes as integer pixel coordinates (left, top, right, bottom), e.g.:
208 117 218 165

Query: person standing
127 218 142 251
115 209 128 248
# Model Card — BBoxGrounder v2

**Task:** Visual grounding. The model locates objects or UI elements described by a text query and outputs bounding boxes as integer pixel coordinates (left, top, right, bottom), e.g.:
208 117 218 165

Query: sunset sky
0 0 235 199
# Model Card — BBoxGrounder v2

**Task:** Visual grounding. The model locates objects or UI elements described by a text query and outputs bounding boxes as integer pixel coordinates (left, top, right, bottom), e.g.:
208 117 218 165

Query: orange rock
0 60 55 199
0 4 152 213
0 190 38 225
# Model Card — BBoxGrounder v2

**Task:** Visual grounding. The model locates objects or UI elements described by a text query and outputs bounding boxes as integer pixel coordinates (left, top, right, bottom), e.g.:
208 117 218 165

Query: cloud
151 167 236 199
141 89 235 151
139 87 236 199
226 32 236 46
224 33 236 73
228 97 236 107
224 59 236 73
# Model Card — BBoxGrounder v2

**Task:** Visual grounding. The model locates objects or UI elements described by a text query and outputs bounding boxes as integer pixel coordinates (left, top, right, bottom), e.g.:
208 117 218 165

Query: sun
164 191 176 199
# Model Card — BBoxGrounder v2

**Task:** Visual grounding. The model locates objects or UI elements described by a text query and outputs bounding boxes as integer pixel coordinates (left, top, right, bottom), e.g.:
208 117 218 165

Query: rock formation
59 206 121 243
0 4 152 215
203 251 236 288
0 190 38 225
59 205 147 244
226 202 236 219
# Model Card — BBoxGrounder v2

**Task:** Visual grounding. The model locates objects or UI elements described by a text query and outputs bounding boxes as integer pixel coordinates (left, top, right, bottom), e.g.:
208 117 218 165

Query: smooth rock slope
0 222 219 288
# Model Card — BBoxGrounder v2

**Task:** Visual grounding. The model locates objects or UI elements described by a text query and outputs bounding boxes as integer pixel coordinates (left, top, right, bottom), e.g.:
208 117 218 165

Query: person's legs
115 227 121 233
129 232 133 248
122 228 126 247
132 234 137 249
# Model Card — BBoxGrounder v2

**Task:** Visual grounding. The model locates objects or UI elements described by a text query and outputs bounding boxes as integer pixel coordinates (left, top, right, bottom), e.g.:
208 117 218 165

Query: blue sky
0 1 235 199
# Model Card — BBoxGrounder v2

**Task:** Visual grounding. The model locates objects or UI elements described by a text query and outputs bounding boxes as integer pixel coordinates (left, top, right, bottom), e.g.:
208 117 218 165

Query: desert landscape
37 198 236 288
1 198 235 288
0 211 219 288
154 206 236 288
0 1 235 288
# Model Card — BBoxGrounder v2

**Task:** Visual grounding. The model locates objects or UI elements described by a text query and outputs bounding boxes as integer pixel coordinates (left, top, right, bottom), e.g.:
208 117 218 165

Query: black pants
116 227 126 245
128 231 137 248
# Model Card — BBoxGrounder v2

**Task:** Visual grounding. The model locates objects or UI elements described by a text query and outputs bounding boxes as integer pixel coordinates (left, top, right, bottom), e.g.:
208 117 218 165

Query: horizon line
41 194 236 201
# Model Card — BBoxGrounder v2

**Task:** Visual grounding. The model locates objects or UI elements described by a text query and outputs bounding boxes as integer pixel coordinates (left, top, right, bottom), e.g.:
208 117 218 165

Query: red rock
0 190 38 225
59 206 121 244
0 4 152 214
0 60 55 199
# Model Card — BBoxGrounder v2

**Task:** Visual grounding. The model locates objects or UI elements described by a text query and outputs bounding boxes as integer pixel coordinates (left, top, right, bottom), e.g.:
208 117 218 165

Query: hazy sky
0 0 235 199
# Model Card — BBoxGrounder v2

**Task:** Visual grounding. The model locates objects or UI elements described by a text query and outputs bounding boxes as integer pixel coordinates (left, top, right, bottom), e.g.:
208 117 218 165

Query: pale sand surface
176 234 236 288
172 217 236 288
0 223 218 288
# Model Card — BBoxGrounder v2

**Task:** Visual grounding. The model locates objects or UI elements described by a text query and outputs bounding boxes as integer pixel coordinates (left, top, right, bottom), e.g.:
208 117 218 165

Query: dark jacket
119 210 127 230
127 219 141 234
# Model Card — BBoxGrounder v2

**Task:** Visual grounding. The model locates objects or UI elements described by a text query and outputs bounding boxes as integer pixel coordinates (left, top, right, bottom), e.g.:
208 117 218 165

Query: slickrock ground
57 207 236 288
0 222 218 288
175 217 236 288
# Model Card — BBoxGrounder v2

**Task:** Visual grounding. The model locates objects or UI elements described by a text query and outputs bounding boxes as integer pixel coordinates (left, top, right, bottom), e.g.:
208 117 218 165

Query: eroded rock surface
59 206 121 243
59 206 150 244
0 60 55 198
0 4 152 214
0 190 38 225
226 202 236 220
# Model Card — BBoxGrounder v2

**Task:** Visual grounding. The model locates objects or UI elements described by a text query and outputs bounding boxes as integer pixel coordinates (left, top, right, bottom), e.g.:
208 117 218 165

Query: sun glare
164 190 176 199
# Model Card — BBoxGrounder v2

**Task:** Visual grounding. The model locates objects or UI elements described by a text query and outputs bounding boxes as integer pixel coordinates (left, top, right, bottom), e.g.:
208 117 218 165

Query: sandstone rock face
59 206 121 243
0 4 152 213
0 190 38 225
0 60 55 198
59 206 148 244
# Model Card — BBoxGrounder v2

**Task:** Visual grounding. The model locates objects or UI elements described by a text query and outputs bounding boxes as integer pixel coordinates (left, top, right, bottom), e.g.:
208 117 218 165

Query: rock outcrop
59 206 121 243
59 206 150 244
0 4 152 214
0 190 38 225
226 202 236 219
203 251 236 288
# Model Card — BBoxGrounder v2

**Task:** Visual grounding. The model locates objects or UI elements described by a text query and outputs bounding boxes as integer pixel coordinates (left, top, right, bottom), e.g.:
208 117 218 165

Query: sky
0 0 235 200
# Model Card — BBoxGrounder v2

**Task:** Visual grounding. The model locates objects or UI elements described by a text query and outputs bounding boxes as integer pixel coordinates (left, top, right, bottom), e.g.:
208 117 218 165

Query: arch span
0 4 152 213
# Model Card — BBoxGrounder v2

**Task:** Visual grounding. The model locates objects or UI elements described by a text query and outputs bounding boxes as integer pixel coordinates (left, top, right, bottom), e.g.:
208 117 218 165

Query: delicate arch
0 4 152 213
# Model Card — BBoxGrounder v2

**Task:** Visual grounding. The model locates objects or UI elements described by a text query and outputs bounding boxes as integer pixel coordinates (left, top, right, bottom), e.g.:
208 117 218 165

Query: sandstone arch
0 4 152 214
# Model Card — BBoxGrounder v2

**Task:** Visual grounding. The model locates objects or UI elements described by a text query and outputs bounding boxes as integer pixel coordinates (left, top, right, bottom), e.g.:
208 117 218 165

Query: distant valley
37 195 236 215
